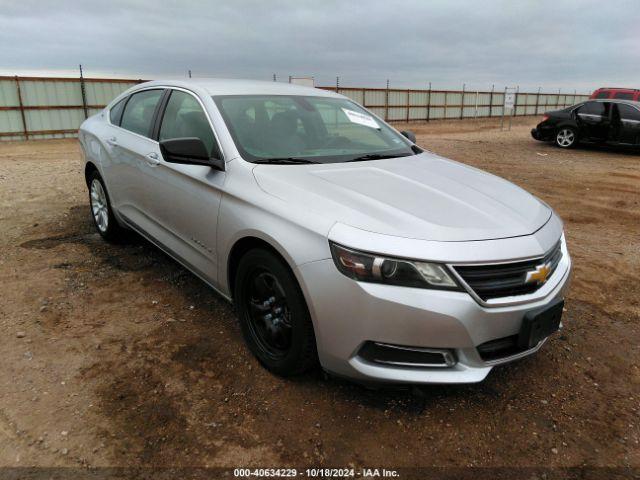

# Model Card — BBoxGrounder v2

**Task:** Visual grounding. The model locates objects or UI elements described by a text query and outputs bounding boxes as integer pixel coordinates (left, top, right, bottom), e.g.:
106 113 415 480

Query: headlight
329 242 461 290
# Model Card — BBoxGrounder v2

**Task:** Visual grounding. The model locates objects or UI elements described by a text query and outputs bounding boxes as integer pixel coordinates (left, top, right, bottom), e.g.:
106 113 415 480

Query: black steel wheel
234 248 317 375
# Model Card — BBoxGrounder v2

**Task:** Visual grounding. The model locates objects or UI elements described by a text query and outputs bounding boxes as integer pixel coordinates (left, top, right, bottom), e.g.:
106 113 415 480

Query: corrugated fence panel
429 106 445 119
462 93 476 106
409 107 427 120
25 108 86 132
430 92 446 106
20 80 83 106
364 90 385 107
0 79 19 106
0 110 24 133
476 106 491 117
85 81 137 106
409 91 428 106
388 91 407 107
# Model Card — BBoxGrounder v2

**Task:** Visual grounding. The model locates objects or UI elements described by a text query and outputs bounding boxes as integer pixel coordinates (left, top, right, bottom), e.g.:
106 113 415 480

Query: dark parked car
531 99 640 149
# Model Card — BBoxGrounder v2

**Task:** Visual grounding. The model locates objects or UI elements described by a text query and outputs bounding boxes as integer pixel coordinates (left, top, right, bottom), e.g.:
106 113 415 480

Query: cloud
1 0 639 92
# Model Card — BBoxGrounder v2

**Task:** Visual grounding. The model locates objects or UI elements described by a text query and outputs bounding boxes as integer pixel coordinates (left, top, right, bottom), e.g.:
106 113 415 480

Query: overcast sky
1 0 638 93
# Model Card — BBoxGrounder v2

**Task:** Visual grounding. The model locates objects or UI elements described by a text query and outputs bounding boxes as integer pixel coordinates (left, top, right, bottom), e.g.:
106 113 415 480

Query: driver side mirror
159 137 225 171
400 130 417 143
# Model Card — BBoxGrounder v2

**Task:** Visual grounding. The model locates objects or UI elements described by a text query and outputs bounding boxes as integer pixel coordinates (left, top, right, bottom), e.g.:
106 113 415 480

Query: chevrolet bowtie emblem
525 263 551 285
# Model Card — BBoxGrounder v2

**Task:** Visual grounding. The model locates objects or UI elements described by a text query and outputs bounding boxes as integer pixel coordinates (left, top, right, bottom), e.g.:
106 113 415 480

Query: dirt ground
0 117 638 474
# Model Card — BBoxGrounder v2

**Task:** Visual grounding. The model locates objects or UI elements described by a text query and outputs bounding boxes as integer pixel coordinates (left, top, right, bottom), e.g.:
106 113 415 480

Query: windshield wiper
253 157 320 165
344 153 413 162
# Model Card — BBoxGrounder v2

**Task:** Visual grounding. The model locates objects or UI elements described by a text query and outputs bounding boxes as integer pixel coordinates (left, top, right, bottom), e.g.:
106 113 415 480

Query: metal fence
0 75 590 141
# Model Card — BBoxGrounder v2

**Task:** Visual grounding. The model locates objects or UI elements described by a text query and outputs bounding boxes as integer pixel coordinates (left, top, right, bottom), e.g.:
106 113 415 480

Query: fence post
79 64 88 119
489 84 494 118
513 85 519 117
384 79 389 121
475 90 479 118
426 82 431 122
460 83 465 120
444 90 448 119
14 76 28 140
535 87 541 115
500 86 507 129
405 88 410 123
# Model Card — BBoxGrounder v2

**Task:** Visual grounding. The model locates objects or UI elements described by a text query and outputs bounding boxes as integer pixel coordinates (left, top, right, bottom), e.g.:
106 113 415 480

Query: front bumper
297 238 571 385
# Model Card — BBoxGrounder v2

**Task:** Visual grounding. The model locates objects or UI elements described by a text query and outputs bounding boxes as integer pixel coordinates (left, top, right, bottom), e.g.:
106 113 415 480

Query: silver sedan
79 79 571 384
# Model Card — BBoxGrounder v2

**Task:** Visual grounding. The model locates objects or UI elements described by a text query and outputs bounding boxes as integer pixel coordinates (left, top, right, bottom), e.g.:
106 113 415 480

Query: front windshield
213 95 415 163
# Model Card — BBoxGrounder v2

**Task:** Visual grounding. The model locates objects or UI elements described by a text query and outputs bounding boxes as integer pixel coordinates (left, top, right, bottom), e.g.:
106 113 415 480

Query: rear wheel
555 127 578 148
234 248 317 375
88 170 126 242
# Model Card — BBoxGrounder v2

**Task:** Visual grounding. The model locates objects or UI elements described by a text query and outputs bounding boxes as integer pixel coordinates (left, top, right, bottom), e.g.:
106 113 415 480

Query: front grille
453 241 562 301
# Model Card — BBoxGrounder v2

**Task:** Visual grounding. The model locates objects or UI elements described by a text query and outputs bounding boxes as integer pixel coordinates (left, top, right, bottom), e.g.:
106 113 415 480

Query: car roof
594 87 639 92
136 78 341 98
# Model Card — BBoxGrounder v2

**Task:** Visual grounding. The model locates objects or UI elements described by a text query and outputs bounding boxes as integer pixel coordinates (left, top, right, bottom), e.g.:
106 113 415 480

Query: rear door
576 101 611 141
109 88 165 229
143 88 226 283
617 103 640 145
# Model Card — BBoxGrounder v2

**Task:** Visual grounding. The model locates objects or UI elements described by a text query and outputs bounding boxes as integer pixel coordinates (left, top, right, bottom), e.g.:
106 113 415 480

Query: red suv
591 88 640 101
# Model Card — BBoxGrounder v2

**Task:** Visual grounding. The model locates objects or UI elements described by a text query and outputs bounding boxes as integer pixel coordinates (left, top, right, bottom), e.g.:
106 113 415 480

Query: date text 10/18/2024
234 468 400 478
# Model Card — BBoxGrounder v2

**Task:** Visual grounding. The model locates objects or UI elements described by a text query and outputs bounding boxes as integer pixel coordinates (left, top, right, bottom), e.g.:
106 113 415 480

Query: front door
109 88 166 230
576 101 611 142
141 89 225 284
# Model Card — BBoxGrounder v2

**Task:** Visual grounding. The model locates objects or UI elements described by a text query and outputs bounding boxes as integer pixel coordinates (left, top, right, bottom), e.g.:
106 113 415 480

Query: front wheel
555 127 578 148
234 248 317 376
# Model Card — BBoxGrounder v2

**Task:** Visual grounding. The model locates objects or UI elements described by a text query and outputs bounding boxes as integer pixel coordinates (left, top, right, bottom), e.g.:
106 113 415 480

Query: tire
87 170 127 242
234 248 318 376
555 127 578 149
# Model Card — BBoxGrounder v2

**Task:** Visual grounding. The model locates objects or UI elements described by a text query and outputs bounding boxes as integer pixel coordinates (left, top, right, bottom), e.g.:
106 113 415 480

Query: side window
580 102 605 116
120 89 164 138
618 104 640 121
595 91 610 99
159 91 217 156
614 92 634 100
109 97 127 125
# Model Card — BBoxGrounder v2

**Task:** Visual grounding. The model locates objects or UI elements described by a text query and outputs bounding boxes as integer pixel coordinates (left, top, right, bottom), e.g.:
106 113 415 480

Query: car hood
252 153 551 242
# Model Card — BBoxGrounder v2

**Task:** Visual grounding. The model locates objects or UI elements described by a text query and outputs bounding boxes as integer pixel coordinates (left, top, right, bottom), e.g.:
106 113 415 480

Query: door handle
105 137 118 146
145 152 161 166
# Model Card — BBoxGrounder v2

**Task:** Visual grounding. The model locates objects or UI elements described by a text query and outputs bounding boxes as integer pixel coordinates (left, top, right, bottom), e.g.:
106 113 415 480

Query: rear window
594 91 610 99
613 92 634 100
580 102 606 115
